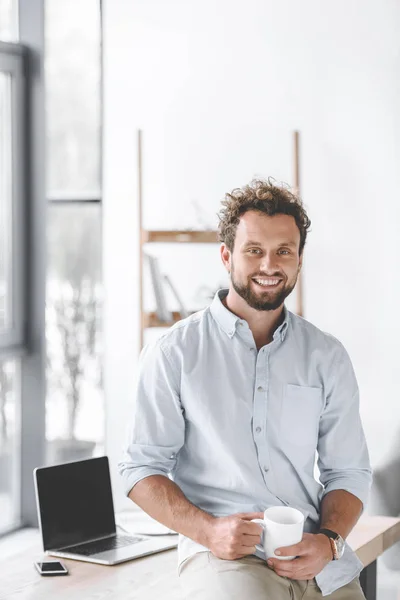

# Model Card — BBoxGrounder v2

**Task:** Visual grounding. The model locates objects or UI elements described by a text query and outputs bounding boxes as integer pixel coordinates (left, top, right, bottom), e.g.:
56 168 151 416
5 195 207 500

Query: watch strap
319 528 340 540
328 536 337 560
319 528 339 560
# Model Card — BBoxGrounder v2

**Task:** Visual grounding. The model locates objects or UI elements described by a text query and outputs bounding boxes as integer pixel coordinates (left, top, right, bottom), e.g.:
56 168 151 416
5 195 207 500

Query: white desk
1 515 399 600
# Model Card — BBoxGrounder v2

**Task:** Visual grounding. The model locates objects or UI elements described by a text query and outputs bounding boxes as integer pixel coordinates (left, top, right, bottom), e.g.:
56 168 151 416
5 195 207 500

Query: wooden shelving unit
142 230 218 244
293 130 303 318
140 229 218 343
144 310 189 329
137 130 219 349
140 230 218 339
137 129 304 350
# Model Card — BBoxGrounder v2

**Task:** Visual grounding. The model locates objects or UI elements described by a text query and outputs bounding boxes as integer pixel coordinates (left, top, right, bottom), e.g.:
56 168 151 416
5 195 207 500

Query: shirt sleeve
317 341 372 508
118 340 185 496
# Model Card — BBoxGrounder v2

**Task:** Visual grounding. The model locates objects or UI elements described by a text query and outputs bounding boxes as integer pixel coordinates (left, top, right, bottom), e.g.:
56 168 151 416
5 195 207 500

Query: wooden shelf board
142 230 218 244
145 311 195 328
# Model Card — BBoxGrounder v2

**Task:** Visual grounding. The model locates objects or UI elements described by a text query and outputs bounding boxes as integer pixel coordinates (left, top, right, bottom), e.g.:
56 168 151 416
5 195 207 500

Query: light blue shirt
118 289 372 596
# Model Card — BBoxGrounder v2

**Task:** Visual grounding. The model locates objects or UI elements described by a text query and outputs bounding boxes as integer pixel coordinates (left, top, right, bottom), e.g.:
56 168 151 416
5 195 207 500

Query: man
118 179 372 599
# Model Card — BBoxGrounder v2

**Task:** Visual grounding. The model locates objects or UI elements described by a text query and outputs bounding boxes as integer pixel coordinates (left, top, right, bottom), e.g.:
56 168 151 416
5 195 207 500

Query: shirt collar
210 288 290 342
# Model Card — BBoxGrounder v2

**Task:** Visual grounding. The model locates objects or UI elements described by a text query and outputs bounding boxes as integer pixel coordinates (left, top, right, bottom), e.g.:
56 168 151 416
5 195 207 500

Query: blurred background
1 0 400 596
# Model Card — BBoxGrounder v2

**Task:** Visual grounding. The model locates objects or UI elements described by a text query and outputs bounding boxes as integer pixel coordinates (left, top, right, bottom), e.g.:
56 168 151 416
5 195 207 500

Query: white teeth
254 278 280 286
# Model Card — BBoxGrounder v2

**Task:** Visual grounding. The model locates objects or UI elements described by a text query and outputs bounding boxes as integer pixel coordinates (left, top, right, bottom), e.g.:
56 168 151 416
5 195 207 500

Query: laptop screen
34 456 116 551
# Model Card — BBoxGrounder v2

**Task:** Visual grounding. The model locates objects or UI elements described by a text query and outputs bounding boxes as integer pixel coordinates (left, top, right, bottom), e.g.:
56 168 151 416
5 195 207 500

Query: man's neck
222 288 285 349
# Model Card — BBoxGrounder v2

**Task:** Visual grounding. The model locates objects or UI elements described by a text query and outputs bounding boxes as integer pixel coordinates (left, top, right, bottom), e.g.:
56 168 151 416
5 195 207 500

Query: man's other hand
206 512 264 560
266 533 333 580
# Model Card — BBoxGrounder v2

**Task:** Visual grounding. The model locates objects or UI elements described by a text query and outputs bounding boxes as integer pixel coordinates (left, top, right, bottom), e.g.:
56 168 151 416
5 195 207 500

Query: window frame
0 35 28 537
0 42 26 355
17 0 47 531
0 0 103 537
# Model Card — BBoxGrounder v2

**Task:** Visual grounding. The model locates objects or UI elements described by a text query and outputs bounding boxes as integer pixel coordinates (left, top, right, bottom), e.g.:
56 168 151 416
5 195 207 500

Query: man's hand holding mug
252 505 333 579
266 531 333 581
205 512 265 560
206 505 332 580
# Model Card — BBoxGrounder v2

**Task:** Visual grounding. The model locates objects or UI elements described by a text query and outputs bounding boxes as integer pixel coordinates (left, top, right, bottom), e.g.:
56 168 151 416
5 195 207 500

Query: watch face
335 535 345 559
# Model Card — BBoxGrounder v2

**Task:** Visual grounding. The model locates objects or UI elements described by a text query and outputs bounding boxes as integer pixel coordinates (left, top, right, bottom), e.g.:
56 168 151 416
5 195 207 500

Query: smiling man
221 209 302 349
119 179 372 599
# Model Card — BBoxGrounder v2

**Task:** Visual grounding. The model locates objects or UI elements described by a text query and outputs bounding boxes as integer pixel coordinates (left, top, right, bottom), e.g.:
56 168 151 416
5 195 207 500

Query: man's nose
260 253 279 273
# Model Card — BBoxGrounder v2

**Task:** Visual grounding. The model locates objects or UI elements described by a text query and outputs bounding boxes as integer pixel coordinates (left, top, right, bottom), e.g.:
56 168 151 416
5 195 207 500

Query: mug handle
251 518 266 553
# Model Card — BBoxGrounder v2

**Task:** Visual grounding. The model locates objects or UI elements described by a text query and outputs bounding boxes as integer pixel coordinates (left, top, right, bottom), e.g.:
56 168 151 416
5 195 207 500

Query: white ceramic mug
251 506 304 560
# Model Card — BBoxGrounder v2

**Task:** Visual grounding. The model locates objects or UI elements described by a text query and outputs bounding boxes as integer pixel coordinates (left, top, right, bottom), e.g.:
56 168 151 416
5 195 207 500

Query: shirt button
170 453 176 459
255 427 261 433
264 466 268 472
257 386 264 392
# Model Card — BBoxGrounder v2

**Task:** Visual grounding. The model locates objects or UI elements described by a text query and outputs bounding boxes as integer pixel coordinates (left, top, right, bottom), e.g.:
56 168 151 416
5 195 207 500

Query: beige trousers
179 552 366 600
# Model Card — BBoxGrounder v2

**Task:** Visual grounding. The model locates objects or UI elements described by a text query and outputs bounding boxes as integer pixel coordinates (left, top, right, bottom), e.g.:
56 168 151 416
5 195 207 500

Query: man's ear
298 252 303 272
220 243 231 273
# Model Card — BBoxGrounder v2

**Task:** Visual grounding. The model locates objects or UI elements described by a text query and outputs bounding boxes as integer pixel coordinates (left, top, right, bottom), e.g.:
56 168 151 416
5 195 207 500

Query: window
45 0 103 464
0 40 25 534
46 204 103 462
0 55 25 351
0 0 18 42
0 359 20 531
0 71 11 332
46 0 101 197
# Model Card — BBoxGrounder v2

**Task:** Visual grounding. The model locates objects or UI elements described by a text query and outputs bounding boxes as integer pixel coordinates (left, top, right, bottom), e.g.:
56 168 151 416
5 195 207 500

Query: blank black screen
38 561 66 572
35 456 116 551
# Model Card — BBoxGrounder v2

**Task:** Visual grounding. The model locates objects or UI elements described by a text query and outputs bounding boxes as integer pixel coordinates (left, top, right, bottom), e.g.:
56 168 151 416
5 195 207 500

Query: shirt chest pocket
280 384 323 448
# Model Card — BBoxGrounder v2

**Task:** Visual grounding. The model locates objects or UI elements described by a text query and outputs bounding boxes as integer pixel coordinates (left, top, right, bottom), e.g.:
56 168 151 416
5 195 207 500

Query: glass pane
45 0 101 197
0 72 12 331
0 0 18 42
46 204 104 464
0 359 20 532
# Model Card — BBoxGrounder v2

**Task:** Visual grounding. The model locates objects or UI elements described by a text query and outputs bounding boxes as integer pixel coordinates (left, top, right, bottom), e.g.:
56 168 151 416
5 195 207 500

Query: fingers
237 545 258 557
241 535 262 546
240 520 264 536
275 541 306 557
268 557 297 573
267 557 307 579
238 512 265 521
275 532 313 557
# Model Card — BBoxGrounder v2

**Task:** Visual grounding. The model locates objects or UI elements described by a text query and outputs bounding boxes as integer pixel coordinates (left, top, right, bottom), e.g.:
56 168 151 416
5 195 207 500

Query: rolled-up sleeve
118 340 185 496
317 342 372 508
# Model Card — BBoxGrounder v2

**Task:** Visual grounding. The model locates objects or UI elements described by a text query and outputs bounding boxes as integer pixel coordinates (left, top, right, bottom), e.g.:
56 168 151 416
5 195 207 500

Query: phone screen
37 561 67 573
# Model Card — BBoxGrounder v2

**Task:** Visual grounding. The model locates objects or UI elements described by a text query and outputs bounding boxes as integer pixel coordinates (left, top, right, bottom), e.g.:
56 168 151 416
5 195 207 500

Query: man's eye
249 249 261 254
278 249 290 255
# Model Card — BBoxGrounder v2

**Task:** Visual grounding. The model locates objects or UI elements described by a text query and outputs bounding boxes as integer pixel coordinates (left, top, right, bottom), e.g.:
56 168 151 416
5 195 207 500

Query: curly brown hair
217 178 311 255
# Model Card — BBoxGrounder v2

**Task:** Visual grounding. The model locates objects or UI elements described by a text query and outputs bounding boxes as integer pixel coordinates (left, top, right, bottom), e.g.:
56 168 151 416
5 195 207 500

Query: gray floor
0 491 15 532
378 560 400 600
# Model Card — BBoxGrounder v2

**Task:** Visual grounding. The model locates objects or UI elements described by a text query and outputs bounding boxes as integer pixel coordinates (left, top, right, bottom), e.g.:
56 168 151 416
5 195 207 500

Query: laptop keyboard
63 535 144 556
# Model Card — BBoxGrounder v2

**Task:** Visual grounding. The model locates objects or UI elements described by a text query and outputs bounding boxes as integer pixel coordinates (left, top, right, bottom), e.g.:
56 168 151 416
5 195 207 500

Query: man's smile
252 277 283 288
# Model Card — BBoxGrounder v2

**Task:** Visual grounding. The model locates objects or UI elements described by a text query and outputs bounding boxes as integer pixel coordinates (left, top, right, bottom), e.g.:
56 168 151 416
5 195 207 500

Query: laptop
33 456 178 565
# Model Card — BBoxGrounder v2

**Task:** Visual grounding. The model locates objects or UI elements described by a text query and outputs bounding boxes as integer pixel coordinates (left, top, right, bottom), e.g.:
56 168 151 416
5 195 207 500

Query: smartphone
34 560 69 576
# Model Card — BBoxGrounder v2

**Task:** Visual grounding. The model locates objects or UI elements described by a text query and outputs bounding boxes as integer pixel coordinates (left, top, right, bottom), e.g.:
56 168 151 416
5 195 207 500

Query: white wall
103 0 400 508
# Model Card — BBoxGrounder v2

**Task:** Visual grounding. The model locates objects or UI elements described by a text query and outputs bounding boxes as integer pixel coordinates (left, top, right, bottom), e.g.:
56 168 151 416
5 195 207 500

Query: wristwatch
319 528 345 560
